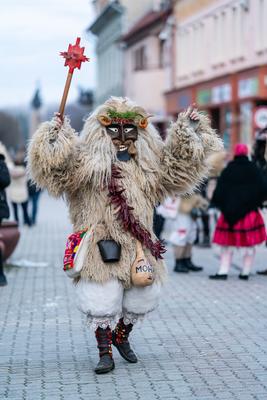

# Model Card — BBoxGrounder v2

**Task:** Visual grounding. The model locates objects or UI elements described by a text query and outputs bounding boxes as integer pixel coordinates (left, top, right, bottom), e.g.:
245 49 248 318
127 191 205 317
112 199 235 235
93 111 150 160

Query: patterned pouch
63 229 92 278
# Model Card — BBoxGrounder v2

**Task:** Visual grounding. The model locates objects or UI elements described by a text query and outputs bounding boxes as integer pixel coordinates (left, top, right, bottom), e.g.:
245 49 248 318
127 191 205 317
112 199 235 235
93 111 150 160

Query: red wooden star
60 37 89 74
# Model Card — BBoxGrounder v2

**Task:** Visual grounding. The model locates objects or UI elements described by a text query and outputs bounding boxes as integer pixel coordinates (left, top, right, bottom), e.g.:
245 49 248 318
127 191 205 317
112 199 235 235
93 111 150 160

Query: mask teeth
119 145 127 152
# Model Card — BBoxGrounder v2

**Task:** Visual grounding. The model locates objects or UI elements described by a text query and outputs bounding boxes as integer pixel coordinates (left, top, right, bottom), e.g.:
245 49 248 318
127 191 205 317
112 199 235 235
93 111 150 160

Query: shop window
133 46 147 71
223 108 232 151
210 108 220 131
240 102 253 145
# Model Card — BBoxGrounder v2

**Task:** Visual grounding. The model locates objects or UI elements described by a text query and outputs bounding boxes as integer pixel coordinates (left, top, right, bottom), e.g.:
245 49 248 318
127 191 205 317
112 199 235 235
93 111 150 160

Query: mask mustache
125 140 137 156
112 139 137 156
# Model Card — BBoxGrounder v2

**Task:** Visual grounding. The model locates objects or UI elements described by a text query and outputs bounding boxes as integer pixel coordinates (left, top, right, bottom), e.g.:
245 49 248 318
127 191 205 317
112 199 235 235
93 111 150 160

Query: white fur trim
122 283 162 315
75 278 123 317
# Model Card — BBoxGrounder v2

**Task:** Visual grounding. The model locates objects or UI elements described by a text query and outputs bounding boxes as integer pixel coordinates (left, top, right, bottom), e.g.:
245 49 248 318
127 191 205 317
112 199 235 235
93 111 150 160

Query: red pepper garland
108 165 166 259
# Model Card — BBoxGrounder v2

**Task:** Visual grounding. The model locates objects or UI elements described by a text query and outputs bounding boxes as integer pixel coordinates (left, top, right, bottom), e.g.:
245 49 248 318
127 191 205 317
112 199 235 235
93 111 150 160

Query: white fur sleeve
159 110 224 197
27 118 81 197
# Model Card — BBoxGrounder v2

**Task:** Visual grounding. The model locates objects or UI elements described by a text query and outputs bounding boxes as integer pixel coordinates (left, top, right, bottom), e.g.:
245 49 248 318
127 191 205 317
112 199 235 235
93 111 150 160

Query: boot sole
187 268 203 272
209 276 228 280
173 270 189 273
112 335 138 363
95 362 115 374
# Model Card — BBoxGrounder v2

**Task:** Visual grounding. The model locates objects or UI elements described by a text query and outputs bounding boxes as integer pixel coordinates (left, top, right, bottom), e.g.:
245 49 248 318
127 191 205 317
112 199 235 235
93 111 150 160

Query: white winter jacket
7 165 28 203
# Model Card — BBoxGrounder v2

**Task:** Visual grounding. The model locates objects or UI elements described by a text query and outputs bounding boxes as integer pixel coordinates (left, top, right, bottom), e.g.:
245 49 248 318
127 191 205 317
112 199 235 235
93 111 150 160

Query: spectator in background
28 181 41 225
8 152 31 226
252 128 267 276
252 128 267 174
194 151 227 248
0 151 11 286
210 144 267 281
169 194 208 273
204 150 227 243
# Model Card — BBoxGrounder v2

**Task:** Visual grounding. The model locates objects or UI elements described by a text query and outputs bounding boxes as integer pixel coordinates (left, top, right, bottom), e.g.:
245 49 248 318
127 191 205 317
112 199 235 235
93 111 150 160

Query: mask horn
138 117 148 129
97 115 112 126
138 114 153 129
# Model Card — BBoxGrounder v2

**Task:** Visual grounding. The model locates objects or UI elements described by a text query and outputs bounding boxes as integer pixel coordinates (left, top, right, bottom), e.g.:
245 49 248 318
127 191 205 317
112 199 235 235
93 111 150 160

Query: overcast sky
0 0 96 108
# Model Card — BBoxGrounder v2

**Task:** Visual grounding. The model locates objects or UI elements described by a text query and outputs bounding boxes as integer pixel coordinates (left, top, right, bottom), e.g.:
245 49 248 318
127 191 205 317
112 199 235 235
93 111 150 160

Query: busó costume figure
28 97 223 374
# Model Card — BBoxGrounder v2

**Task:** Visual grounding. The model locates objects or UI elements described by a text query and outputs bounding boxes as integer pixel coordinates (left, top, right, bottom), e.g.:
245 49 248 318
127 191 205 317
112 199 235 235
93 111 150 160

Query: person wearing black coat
252 129 267 276
210 143 267 281
0 153 11 286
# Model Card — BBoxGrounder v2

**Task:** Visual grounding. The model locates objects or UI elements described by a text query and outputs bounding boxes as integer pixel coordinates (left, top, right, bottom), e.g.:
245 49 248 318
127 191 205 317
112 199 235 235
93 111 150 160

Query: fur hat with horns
96 97 152 130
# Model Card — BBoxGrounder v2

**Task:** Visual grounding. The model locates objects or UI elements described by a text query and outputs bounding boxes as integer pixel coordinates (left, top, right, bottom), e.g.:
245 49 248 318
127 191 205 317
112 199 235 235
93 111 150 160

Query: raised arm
159 107 223 197
27 115 83 197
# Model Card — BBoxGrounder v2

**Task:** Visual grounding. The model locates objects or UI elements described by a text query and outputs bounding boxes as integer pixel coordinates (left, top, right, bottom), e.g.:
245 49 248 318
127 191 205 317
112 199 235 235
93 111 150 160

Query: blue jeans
30 192 41 225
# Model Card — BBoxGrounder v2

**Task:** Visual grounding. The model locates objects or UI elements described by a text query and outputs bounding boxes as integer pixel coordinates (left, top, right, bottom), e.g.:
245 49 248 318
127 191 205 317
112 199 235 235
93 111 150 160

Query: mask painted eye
109 127 119 133
124 127 134 133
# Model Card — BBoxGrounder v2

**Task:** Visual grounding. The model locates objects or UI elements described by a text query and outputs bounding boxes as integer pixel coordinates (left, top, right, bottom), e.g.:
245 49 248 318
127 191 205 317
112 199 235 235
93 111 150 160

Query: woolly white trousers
75 278 162 330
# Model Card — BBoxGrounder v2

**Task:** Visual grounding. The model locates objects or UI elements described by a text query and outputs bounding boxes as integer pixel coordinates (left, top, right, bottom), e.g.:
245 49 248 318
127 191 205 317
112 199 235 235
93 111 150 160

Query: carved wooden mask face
106 123 138 161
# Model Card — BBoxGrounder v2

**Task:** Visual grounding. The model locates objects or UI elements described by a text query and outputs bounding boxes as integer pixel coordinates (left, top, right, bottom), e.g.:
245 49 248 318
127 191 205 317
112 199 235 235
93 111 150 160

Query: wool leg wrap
95 326 113 357
114 318 133 345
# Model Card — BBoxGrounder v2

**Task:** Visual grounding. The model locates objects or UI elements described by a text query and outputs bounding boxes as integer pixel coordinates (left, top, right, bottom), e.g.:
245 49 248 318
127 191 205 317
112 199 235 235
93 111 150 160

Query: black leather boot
185 258 203 272
257 269 267 275
94 327 115 374
209 273 228 280
174 259 189 273
0 273 7 286
239 274 249 280
112 318 138 363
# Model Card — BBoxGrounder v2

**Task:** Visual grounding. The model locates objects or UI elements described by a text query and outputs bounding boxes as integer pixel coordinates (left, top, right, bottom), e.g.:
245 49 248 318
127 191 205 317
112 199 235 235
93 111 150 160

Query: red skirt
213 210 266 247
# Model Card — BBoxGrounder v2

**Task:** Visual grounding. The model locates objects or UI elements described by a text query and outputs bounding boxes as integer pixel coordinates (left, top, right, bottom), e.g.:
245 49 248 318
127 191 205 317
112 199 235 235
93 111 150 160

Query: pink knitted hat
234 143 249 156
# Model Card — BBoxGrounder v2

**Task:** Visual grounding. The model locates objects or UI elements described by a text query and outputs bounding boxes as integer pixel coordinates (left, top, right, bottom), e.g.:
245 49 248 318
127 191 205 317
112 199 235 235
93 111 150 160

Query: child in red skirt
210 143 267 280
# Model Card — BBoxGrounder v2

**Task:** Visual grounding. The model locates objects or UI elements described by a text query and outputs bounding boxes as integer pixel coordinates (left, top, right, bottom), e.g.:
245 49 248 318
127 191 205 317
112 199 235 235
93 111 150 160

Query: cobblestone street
0 193 267 400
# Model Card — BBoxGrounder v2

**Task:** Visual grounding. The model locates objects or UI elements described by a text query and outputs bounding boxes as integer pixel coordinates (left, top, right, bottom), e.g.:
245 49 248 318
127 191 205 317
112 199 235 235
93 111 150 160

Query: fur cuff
167 110 223 160
27 118 78 196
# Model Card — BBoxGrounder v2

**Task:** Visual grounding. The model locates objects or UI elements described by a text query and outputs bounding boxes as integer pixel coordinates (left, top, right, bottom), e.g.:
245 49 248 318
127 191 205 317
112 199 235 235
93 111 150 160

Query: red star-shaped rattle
58 37 89 119
60 37 89 74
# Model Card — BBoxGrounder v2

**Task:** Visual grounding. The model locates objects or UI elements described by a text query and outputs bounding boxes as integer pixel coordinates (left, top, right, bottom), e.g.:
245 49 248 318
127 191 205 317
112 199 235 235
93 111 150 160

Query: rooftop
121 7 171 44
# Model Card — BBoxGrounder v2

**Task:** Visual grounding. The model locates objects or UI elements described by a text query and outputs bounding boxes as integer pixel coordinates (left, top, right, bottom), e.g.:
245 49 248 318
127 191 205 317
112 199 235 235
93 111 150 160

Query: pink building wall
124 34 167 119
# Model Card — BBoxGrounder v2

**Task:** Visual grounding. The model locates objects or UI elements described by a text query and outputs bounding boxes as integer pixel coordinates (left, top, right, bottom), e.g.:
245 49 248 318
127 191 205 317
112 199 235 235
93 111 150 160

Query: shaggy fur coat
28 97 223 288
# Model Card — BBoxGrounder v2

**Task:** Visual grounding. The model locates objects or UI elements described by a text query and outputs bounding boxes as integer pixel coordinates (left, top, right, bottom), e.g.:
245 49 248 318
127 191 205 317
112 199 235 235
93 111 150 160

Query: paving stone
0 193 267 399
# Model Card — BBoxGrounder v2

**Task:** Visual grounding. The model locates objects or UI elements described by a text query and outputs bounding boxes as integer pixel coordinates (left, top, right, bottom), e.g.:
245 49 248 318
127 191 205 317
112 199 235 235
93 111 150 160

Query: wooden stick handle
58 71 73 119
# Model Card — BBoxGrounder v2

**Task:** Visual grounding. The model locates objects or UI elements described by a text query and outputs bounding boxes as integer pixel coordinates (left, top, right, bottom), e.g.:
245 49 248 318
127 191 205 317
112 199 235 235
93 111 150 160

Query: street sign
254 107 267 129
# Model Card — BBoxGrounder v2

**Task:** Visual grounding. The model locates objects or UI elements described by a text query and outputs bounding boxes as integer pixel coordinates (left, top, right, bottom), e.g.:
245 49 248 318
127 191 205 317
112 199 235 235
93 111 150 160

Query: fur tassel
159 109 224 197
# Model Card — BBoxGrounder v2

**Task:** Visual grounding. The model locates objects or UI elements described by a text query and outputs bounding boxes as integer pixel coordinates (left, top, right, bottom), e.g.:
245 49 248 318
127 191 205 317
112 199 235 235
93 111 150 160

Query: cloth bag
63 229 93 278
131 241 154 287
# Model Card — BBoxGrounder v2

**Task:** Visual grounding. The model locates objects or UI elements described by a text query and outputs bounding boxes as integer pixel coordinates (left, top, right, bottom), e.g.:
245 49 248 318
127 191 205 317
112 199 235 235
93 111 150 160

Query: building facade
89 0 155 106
122 4 172 135
165 0 267 151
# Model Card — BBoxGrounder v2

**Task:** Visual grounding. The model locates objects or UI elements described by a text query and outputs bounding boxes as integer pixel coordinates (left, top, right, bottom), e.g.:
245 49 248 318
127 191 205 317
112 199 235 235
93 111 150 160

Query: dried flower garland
97 109 149 129
108 165 166 259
